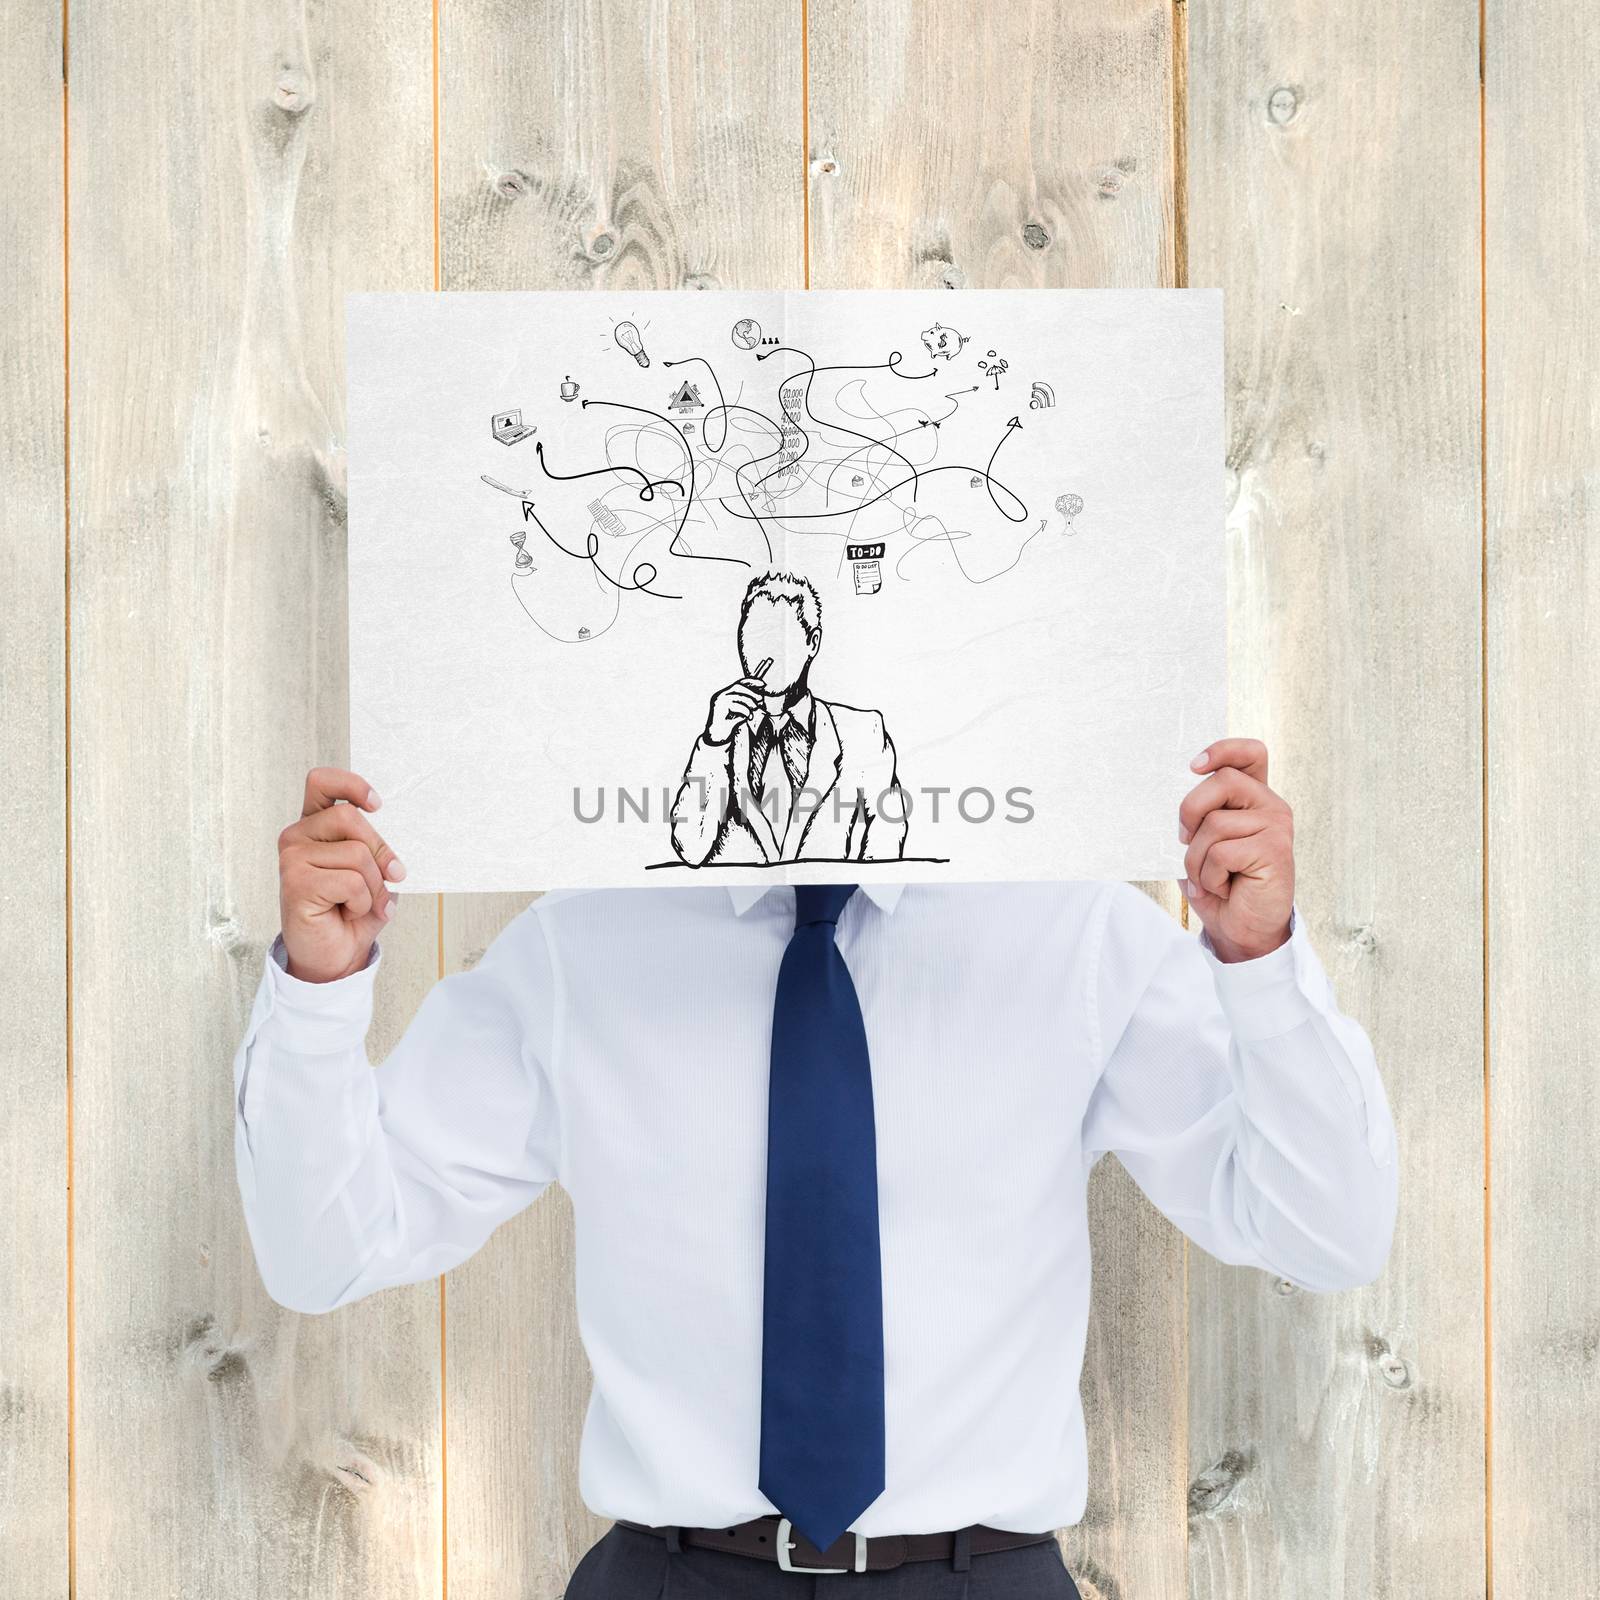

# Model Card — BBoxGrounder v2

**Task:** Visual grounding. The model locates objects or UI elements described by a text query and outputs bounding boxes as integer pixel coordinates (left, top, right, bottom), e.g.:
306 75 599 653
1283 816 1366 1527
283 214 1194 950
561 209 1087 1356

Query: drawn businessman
670 571 908 867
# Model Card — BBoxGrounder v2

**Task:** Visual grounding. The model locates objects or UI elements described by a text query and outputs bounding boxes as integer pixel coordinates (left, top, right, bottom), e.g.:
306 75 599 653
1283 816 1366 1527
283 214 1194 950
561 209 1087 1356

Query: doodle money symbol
1028 381 1055 410
920 323 970 361
1055 492 1084 533
614 320 650 367
731 317 761 350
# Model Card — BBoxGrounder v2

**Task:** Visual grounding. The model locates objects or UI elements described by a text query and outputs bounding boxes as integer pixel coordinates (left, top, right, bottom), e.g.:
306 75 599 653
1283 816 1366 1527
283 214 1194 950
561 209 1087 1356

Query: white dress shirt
231 881 1397 1537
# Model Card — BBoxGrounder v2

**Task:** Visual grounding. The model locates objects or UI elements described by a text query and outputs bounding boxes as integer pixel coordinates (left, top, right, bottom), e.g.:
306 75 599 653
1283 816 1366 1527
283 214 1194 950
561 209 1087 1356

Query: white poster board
346 288 1225 891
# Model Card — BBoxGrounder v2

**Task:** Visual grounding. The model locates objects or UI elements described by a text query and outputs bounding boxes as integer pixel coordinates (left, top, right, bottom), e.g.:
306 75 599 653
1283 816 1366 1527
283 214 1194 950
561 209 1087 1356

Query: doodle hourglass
509 527 619 643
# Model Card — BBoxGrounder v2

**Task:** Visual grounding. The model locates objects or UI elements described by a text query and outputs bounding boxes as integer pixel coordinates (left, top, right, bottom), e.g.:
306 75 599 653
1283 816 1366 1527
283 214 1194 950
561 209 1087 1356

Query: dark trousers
561 1521 1084 1598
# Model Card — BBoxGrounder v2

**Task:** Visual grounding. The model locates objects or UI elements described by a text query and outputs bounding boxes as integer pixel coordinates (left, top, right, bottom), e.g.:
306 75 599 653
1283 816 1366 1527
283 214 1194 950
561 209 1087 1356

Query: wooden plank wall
3 1 1588 1597
1485 3 1600 1592
1 5 68 1597
1187 7 1485 1600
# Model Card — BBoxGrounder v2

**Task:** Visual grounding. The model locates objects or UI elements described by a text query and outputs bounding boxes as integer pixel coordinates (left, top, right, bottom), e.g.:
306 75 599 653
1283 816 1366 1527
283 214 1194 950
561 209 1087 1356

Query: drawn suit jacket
670 698 909 867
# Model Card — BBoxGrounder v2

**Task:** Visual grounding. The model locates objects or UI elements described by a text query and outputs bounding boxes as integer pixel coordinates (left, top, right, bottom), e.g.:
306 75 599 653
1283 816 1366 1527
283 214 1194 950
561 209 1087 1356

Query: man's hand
1178 738 1294 963
278 767 406 983
704 656 773 744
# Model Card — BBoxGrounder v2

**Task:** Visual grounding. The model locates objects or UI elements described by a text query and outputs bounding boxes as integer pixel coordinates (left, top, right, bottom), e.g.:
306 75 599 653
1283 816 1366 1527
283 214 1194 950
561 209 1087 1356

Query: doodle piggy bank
921 323 969 361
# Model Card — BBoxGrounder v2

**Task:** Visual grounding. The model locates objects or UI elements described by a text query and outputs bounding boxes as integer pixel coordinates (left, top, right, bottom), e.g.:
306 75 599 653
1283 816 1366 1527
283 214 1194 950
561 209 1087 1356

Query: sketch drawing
492 408 536 444
485 311 1077 652
669 572 907 868
921 323 969 361
614 320 650 366
667 380 703 413
977 350 1008 390
344 286 1226 892
848 541 884 595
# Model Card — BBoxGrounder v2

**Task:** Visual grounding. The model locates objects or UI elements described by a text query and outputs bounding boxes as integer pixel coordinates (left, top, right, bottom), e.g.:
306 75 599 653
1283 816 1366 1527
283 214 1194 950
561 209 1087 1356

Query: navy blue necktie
758 883 886 1555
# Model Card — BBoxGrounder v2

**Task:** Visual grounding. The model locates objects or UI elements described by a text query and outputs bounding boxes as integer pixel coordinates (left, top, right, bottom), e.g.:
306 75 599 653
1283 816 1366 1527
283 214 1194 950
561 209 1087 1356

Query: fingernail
386 858 407 881
382 898 396 918
1181 877 1194 897
1190 749 1209 771
367 788 382 808
1178 824 1191 844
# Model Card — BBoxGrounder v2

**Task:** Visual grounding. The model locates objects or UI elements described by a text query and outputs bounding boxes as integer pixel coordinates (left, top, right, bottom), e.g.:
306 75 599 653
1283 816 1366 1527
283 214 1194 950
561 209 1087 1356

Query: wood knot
683 273 718 291
1094 167 1125 199
179 1315 248 1385
1022 222 1051 250
206 905 252 962
810 155 840 177
273 67 314 115
590 230 616 259
495 170 528 200
1267 85 1301 126
1366 1331 1412 1388
1188 1448 1255 1518
329 1441 385 1498
939 265 967 290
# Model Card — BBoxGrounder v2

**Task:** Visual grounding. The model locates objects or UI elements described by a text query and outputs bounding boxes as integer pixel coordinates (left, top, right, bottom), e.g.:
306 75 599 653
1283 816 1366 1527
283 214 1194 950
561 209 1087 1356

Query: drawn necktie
758 884 886 1555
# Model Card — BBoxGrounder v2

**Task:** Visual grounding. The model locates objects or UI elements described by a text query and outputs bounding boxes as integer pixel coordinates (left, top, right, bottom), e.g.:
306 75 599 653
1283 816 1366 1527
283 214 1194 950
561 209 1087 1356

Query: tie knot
792 884 858 929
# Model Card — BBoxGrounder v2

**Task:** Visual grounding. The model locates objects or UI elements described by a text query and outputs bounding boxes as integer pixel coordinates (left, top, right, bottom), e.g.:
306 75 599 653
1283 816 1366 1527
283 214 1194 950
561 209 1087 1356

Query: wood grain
436 4 802 1594
1187 5 1483 1596
1486 2 1600 1590
66 2 441 1592
807 5 1185 1596
21 2 1596 1594
0 5 68 1595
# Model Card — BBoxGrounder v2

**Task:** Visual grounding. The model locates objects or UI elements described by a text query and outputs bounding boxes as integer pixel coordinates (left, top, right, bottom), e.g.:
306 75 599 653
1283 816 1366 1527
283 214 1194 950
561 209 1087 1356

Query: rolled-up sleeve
1081 883 1398 1293
231 908 561 1314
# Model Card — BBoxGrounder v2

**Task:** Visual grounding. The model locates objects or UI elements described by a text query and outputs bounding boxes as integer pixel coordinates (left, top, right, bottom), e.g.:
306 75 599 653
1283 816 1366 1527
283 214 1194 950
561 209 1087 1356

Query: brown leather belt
614 1513 1058 1573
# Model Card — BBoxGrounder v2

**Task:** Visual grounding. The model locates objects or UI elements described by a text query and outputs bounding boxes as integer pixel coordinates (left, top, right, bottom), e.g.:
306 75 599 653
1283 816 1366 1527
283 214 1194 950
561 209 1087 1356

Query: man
234 739 1398 1597
669 570 908 867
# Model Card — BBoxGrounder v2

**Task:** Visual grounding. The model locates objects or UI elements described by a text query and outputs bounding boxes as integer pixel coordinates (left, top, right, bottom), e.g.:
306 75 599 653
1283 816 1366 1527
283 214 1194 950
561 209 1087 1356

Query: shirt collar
759 690 813 737
726 882 907 917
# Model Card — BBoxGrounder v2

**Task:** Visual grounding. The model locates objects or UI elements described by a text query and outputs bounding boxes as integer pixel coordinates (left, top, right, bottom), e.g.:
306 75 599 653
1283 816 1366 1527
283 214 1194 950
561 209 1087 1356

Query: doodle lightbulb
613 321 649 368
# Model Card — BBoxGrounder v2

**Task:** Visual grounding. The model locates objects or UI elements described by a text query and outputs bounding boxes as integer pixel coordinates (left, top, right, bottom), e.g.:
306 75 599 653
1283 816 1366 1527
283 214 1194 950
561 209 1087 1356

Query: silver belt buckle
775 1517 868 1573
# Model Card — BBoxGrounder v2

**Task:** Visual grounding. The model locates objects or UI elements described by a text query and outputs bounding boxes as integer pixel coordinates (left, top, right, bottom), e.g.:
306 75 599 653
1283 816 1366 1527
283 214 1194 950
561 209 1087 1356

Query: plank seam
62 0 76 1589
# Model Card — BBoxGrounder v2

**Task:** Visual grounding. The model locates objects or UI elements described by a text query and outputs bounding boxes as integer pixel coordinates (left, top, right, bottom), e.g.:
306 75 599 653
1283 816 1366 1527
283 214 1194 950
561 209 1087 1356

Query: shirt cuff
262 932 383 1053
1198 903 1319 1043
